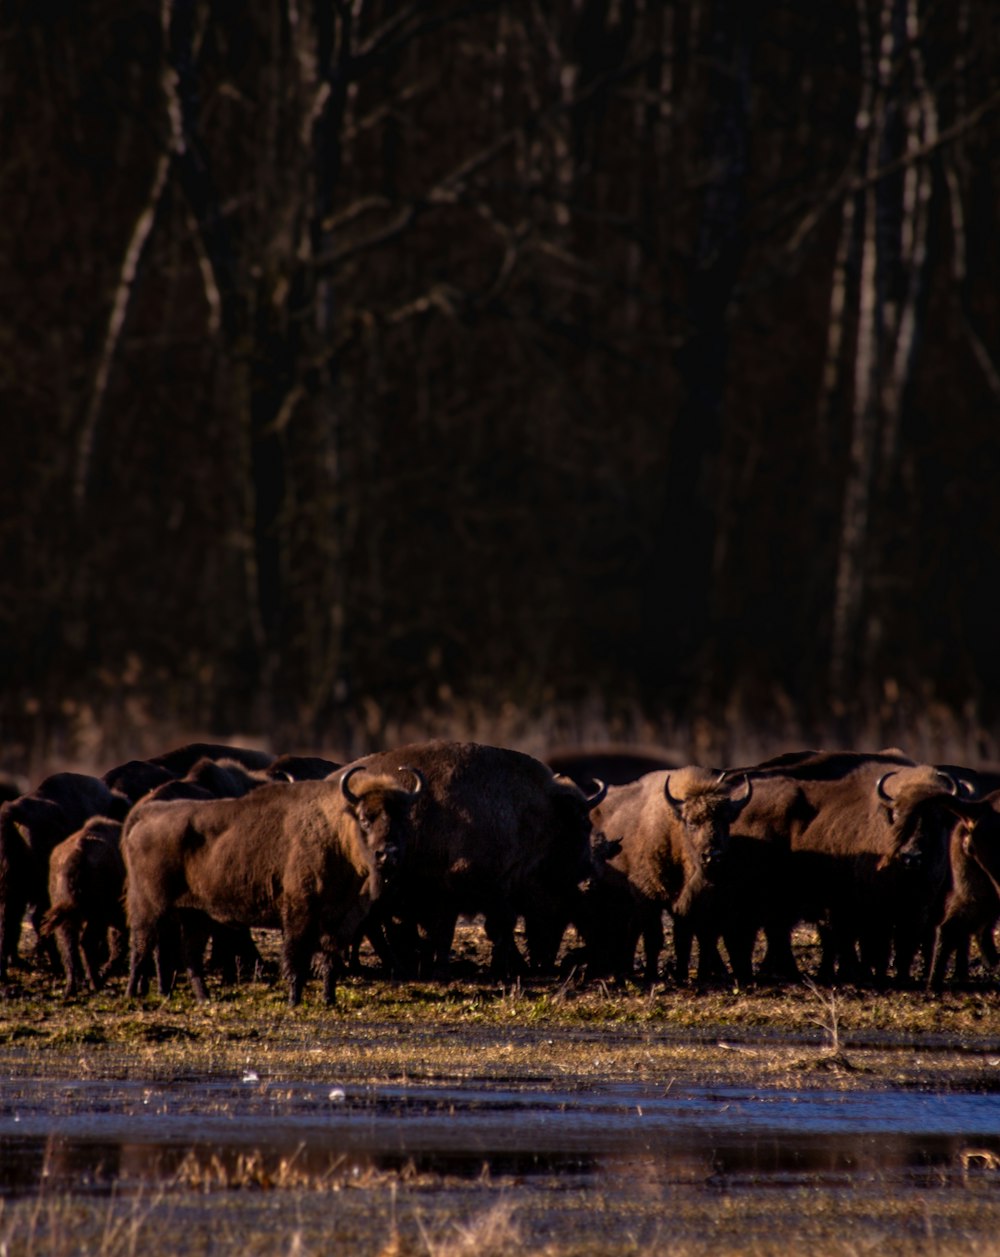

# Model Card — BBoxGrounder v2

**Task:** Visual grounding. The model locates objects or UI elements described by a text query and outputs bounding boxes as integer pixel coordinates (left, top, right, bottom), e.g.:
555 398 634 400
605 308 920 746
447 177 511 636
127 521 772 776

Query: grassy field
2 927 1000 1255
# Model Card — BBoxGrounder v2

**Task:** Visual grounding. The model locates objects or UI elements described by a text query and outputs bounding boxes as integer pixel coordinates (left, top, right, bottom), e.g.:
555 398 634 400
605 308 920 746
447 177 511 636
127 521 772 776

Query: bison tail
39 901 74 937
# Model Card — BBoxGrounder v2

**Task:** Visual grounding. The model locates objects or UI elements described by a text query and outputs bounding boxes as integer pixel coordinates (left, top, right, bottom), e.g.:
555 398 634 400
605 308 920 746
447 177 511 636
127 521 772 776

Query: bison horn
341 764 367 806
664 774 684 819
398 765 425 797
584 777 608 807
730 772 753 813
934 769 959 797
876 771 898 807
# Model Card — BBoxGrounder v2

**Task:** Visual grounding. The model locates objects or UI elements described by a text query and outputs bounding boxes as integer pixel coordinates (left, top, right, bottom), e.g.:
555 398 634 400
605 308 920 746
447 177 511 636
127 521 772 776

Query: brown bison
584 766 754 984
0 772 130 980
123 765 422 1005
721 749 964 985
886 781 1000 989
347 740 607 977
39 817 127 997
120 756 277 988
944 793 1000 981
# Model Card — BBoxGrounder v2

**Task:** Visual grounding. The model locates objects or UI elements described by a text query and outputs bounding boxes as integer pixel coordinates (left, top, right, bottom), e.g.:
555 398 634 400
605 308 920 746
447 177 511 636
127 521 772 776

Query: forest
2 0 999 775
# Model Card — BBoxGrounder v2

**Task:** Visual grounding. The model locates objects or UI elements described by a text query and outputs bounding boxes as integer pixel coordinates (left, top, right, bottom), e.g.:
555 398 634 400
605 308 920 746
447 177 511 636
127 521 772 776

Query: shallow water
2 1076 999 1199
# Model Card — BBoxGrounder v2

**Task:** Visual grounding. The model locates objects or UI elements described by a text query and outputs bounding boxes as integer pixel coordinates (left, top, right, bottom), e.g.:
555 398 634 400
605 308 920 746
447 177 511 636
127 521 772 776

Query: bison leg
523 914 566 975
929 919 967 991
320 942 343 1007
78 919 108 991
485 907 528 980
178 912 211 1001
694 931 731 985
53 921 84 997
126 922 157 998
99 916 129 985
0 895 28 982
757 923 800 984
281 909 317 1007
977 923 999 971
208 924 262 985
721 924 757 987
283 936 313 1007
639 907 664 984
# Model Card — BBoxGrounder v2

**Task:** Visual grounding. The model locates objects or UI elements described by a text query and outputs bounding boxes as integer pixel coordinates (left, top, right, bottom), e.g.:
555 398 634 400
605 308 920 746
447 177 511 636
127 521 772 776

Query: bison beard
122 766 421 1006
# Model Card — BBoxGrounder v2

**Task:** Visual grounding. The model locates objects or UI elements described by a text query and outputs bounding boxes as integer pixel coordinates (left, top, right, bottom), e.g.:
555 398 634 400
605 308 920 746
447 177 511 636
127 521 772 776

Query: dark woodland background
2 1 1000 775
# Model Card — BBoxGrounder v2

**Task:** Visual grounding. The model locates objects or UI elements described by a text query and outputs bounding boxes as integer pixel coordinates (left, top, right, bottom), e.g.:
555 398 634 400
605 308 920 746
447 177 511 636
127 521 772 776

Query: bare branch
74 151 171 512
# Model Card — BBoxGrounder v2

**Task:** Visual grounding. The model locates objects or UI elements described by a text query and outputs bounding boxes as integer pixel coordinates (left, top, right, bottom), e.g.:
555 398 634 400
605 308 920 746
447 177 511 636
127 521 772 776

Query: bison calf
40 817 126 997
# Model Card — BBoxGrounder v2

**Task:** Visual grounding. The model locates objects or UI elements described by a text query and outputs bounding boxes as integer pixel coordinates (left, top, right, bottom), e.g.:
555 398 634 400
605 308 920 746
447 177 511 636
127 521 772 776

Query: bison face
340 765 423 895
664 773 752 879
878 772 960 877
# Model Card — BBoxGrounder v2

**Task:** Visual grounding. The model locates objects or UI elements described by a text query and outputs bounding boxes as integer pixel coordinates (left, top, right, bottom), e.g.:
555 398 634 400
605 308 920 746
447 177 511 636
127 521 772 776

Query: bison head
340 764 424 893
877 768 966 878
664 770 752 877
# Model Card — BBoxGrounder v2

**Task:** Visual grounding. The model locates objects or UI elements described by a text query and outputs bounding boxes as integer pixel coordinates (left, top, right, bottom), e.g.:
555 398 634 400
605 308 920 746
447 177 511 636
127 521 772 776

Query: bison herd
2 738 1000 1005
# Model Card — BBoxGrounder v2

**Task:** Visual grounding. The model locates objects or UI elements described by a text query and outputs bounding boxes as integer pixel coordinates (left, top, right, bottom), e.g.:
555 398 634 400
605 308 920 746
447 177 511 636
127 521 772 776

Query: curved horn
340 764 366 806
876 771 898 807
730 772 753 814
583 777 607 808
398 764 425 797
934 769 959 797
664 774 684 818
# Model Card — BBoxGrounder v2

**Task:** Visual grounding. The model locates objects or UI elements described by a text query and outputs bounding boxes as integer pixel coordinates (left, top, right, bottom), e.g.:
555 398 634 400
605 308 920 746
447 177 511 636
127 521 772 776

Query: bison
100 759 176 806
39 817 127 997
886 781 1000 989
0 771 130 980
266 754 343 782
543 744 684 790
123 765 422 1005
946 794 1000 973
346 740 607 978
120 756 277 988
146 742 274 776
584 766 754 985
719 749 964 986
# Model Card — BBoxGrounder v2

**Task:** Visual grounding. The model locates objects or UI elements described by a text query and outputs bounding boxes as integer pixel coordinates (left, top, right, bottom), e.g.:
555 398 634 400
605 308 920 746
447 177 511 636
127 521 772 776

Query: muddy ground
1 927 1000 1255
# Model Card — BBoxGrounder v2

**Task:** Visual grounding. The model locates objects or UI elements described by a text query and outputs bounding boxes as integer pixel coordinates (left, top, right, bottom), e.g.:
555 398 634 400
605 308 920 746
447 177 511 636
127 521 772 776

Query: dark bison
582 766 754 984
123 765 422 1005
347 740 607 977
266 754 343 782
544 744 684 789
0 775 25 807
146 742 274 776
39 817 127 997
0 771 130 980
100 759 176 806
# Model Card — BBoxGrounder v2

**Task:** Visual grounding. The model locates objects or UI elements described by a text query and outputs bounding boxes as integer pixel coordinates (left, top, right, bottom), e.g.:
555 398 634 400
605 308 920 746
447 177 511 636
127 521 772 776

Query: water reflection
0 1080 998 1199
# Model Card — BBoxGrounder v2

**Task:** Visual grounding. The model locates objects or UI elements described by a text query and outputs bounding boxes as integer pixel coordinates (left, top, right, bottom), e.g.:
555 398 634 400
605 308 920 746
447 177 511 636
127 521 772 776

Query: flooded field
2 937 1000 1254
